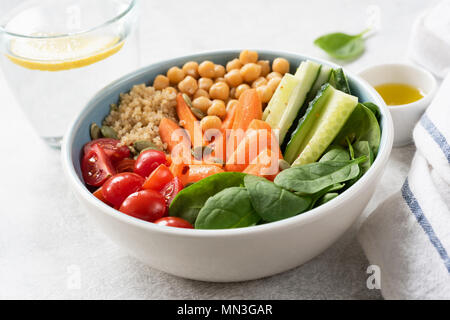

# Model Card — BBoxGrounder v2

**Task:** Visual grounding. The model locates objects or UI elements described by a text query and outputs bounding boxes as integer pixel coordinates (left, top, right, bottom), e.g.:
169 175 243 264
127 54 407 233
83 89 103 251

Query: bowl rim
357 62 438 110
62 49 394 238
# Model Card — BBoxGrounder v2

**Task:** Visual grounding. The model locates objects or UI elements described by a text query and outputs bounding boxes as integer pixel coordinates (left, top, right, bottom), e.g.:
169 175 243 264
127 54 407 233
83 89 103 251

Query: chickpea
215 77 226 84
226 58 242 72
178 76 198 95
192 96 212 113
229 87 236 99
227 99 239 111
208 100 227 118
268 77 282 92
153 75 170 90
235 83 250 99
240 63 262 83
167 67 185 85
193 88 209 99
163 86 178 98
257 60 271 77
209 82 230 100
201 116 222 132
198 61 216 78
256 85 273 103
252 76 267 88
224 69 243 87
182 61 199 79
214 64 226 78
272 58 290 75
266 71 282 81
239 50 258 64
198 77 214 91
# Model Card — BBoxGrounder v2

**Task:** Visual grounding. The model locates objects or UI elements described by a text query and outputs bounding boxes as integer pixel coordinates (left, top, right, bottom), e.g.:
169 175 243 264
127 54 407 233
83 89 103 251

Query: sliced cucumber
284 83 334 164
277 60 321 143
307 65 333 102
292 89 358 166
263 74 300 124
282 64 333 152
329 68 351 94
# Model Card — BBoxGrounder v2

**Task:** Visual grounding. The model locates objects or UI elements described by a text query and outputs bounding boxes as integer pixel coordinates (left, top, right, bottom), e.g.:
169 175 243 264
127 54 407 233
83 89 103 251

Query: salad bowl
62 50 393 282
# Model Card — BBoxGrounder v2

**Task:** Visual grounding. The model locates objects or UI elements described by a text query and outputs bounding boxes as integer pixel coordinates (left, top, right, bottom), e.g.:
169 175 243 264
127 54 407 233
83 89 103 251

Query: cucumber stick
284 84 334 163
292 88 358 166
307 65 332 101
263 74 301 124
277 61 321 143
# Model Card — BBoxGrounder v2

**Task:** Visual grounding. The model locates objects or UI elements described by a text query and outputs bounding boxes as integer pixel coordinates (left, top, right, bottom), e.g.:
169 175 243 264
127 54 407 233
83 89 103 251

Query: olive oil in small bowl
358 63 437 146
374 83 424 106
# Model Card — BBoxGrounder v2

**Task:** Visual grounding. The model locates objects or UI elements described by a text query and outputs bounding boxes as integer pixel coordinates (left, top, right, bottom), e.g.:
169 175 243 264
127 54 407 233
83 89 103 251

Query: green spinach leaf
308 183 345 209
317 193 339 206
333 103 381 156
195 187 260 229
362 102 381 122
314 30 368 61
319 145 350 162
170 172 246 224
244 175 311 222
353 140 374 174
274 157 366 194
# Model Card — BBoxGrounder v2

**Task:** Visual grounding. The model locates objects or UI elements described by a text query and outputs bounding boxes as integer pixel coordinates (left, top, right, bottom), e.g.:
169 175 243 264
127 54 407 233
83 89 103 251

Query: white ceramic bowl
62 50 394 282
358 63 437 147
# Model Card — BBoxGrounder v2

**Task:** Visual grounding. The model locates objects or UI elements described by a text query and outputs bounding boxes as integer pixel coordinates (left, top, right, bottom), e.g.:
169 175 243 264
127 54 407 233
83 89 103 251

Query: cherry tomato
115 158 136 173
82 144 116 186
102 173 145 207
160 177 183 205
142 164 174 191
154 217 193 229
84 138 130 162
120 190 166 222
134 149 167 177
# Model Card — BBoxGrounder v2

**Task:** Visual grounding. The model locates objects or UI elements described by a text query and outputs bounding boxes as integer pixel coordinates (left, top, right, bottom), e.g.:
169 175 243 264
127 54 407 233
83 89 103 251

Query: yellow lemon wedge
7 34 124 71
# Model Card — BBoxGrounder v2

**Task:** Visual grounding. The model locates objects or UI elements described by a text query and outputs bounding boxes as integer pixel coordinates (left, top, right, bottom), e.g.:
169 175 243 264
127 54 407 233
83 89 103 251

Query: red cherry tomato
120 190 166 222
142 164 174 191
115 158 136 173
160 177 183 206
134 149 167 177
84 138 130 162
102 173 145 207
82 144 116 186
154 217 193 229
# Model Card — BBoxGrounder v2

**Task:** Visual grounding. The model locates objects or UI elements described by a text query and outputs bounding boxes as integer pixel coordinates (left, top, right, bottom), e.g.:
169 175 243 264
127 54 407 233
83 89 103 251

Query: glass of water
0 0 140 148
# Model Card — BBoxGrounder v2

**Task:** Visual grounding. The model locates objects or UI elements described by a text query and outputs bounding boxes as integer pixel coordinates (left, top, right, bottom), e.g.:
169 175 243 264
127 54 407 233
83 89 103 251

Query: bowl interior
65 50 391 229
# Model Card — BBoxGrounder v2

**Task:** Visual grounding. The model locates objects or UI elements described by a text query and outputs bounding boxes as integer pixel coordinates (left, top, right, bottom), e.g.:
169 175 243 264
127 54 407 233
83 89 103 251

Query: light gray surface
0 0 433 299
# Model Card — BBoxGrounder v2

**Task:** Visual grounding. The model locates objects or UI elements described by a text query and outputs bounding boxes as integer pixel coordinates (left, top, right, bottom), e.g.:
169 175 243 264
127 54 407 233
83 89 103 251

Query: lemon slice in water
7 34 124 71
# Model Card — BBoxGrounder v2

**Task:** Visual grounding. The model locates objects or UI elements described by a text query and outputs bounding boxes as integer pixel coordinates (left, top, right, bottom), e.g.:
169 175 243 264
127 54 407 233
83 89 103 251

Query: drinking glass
0 0 140 148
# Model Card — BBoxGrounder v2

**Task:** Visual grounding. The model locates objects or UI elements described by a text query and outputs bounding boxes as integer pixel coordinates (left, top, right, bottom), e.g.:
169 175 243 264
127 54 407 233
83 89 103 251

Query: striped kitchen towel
358 74 450 299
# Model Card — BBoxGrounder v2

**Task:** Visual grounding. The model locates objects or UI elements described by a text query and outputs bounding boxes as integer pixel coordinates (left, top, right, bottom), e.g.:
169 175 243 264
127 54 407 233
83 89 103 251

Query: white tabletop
0 0 434 299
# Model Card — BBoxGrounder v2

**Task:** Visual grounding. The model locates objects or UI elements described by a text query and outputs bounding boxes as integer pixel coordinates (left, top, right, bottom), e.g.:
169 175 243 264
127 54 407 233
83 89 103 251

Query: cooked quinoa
103 84 178 151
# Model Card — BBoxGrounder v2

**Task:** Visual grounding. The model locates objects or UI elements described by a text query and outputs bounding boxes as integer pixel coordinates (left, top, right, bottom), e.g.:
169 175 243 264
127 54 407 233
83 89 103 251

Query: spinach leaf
319 145 350 162
274 157 366 194
170 172 246 224
244 175 311 222
195 187 260 229
317 193 339 206
333 103 381 156
308 183 345 209
353 140 373 173
314 30 368 61
362 102 381 122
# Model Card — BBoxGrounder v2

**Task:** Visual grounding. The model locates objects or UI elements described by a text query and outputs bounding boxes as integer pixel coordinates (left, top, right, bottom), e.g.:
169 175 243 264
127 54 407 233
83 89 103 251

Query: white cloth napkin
408 0 450 78
358 74 450 300
358 2 450 299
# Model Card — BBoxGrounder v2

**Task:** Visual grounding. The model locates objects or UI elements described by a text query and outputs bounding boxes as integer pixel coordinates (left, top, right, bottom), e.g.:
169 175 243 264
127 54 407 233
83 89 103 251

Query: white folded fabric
408 0 450 78
358 72 450 299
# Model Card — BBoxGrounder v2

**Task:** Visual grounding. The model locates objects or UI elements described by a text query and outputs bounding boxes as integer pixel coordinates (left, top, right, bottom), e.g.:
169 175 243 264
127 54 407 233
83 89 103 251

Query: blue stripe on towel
420 114 450 163
402 178 450 273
